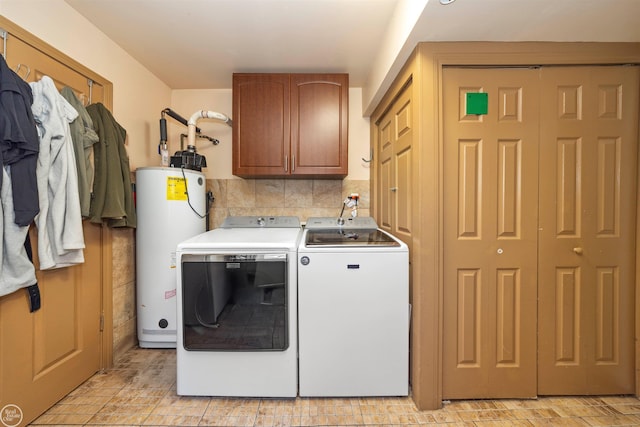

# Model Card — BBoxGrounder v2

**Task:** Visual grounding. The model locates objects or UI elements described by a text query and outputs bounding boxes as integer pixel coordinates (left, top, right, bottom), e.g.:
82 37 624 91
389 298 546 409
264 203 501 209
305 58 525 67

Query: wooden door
377 105 393 232
538 66 638 395
442 68 540 399
232 73 291 177
376 82 413 249
290 73 348 177
0 21 106 427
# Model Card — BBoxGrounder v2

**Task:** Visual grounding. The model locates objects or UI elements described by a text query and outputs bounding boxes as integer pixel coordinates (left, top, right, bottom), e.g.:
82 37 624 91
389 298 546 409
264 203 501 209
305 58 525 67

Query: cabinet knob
573 247 583 255
390 187 398 192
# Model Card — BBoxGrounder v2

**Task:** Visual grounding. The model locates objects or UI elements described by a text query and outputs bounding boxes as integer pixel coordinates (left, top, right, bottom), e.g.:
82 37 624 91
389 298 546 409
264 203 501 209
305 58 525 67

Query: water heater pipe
187 110 233 148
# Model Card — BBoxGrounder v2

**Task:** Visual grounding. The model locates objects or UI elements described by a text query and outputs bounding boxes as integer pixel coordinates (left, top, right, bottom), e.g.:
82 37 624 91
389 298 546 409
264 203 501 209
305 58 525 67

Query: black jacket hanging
0 55 40 226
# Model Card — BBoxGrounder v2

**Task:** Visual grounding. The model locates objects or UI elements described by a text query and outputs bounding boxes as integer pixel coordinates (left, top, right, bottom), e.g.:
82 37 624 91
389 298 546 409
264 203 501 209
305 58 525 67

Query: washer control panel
304 216 378 230
221 216 301 228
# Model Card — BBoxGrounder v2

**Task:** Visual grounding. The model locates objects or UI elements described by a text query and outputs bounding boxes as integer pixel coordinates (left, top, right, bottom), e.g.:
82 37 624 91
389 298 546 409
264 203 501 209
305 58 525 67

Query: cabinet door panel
290 74 348 177
233 74 290 176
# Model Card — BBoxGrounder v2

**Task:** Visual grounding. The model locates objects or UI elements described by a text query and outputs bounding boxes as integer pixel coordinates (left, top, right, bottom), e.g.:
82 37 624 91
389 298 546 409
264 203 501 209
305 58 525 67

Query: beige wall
1 0 173 169
362 0 427 115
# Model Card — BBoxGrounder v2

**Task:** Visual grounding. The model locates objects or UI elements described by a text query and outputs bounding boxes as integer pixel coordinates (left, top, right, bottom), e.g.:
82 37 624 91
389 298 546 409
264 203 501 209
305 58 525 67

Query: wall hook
15 63 30 80
362 148 373 163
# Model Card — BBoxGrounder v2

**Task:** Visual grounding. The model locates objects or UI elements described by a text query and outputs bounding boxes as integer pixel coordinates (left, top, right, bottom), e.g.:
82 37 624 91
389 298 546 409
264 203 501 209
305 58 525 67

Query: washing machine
297 216 409 397
175 216 301 397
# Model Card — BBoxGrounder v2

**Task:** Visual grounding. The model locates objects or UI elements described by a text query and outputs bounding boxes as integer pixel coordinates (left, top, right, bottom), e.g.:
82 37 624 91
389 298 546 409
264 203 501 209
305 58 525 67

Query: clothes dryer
176 216 301 397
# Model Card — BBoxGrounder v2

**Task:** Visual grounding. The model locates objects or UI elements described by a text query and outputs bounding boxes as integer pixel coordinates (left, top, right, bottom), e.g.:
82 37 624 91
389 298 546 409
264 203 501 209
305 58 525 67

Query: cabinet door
233 74 290 177
290 74 348 177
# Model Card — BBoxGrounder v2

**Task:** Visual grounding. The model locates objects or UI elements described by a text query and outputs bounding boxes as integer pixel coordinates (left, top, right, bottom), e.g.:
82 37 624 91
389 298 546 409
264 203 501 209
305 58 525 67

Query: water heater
136 167 207 348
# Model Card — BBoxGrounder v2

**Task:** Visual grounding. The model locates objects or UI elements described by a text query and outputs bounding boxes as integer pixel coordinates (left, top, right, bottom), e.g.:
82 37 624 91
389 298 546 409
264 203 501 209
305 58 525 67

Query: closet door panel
393 88 413 247
538 66 638 395
377 111 393 233
443 67 539 399
375 84 414 247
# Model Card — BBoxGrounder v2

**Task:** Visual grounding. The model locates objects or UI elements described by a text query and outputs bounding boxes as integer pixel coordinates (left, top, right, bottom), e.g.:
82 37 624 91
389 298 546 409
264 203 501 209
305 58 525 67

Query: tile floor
30 347 640 426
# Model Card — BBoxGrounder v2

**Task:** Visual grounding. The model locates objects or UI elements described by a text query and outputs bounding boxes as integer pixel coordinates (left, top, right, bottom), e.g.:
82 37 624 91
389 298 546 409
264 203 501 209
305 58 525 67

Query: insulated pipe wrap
159 118 167 142
187 110 233 147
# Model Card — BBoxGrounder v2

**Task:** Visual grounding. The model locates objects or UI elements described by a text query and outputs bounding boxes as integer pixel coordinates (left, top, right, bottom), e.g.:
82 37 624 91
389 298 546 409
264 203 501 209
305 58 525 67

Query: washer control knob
300 256 310 266
159 318 168 329
257 217 266 226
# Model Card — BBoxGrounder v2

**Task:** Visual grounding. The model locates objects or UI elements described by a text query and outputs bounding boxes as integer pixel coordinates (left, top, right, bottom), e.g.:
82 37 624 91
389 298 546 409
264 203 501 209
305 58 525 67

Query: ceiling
64 0 640 96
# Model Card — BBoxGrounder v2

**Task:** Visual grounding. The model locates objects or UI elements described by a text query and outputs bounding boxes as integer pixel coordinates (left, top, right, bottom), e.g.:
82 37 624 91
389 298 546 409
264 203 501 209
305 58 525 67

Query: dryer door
181 253 289 351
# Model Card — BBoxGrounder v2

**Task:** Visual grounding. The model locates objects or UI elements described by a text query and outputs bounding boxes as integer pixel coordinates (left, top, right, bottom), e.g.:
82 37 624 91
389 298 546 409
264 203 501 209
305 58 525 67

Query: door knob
573 247 583 255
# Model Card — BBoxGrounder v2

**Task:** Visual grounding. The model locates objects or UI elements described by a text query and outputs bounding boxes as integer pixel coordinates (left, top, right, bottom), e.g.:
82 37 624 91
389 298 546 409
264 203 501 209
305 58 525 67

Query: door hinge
100 313 105 332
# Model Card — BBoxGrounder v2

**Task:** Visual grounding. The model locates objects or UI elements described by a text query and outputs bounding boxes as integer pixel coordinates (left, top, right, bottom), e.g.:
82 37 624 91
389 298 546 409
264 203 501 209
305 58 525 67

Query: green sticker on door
466 92 488 115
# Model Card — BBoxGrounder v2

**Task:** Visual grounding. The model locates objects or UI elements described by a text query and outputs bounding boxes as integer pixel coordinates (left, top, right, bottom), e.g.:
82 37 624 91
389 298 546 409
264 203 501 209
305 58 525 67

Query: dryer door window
181 253 288 351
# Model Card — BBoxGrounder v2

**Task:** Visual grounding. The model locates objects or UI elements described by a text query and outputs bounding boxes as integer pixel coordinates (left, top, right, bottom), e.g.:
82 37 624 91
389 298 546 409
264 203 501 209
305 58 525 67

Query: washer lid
305 228 400 247
177 227 302 250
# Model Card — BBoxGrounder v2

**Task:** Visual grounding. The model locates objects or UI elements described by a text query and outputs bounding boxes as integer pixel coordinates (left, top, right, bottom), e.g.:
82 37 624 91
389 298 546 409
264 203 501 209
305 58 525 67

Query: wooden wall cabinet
232 73 348 178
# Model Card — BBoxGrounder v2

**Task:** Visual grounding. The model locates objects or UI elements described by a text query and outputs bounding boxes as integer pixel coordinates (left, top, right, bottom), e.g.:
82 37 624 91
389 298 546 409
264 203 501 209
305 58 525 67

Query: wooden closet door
442 67 540 399
0 22 107 426
538 66 638 395
377 106 394 233
376 82 413 249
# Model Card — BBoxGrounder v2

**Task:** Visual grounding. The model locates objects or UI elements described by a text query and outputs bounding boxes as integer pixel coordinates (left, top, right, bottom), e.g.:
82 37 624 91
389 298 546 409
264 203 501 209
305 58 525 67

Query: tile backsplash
206 179 370 229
